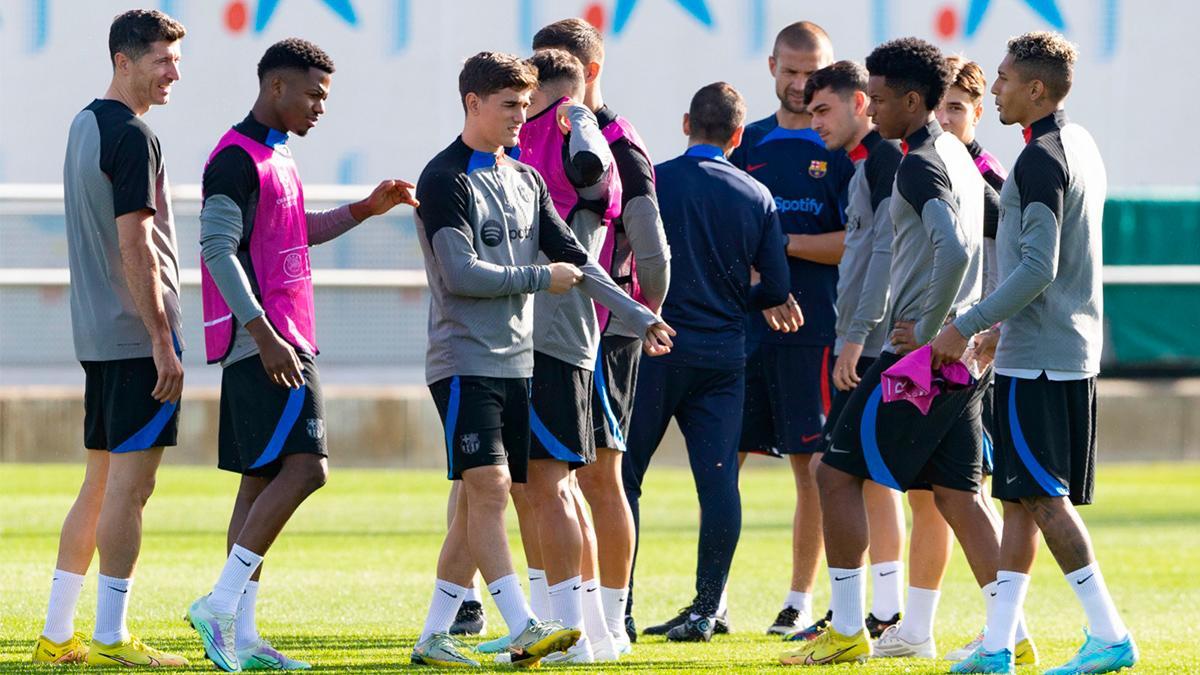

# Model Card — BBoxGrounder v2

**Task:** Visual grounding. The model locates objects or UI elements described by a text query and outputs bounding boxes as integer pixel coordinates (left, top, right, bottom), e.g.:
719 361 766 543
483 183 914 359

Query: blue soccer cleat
949 646 1014 673
1043 630 1137 674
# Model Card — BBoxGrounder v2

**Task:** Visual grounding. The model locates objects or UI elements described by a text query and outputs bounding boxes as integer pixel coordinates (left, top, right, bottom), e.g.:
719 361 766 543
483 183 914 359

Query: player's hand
890 320 919 355
833 342 864 391
643 321 676 356
547 262 583 294
973 327 1000 368
556 99 576 135
247 317 305 389
353 179 419 219
930 323 968 369
150 337 184 404
762 294 804 333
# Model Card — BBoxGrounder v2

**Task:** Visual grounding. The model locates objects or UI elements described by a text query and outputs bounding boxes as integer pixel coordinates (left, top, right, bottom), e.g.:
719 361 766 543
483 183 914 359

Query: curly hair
803 60 868 106
1007 31 1077 101
532 17 604 65
944 55 987 103
108 9 186 65
865 37 951 110
257 38 335 82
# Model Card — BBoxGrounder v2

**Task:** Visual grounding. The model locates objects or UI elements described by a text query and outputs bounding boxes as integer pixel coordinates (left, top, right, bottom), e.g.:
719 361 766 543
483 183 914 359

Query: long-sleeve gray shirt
415 137 660 385
886 120 984 352
953 110 1105 377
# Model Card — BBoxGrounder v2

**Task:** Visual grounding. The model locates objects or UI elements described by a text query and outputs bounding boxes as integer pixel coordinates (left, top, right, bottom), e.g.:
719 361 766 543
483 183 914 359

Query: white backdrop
0 0 1194 188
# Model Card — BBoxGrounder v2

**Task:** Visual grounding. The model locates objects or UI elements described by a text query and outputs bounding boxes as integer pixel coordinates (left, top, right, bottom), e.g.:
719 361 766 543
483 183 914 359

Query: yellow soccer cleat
780 624 871 666
1014 636 1039 665
31 632 89 664
87 635 190 667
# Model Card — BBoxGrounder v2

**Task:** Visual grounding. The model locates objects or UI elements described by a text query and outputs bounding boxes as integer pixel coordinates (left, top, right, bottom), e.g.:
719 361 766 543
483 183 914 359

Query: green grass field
2 461 1198 673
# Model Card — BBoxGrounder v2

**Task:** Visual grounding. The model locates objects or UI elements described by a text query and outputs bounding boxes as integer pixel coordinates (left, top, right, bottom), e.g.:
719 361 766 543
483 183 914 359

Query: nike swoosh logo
108 586 128 593
586 587 596 592
1007 474 1019 484
801 433 823 443
829 447 850 454
996 579 1010 585
806 644 856 665
235 554 252 567
833 574 858 581
990 592 997 597
491 589 502 596
252 655 277 668
1076 573 1094 585
439 588 459 598
747 162 768 172
529 576 543 582
572 584 582 591
879 570 897 577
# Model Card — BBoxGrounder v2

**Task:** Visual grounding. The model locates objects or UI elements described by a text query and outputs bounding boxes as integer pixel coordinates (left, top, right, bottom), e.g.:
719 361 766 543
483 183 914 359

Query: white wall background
1 0 1195 189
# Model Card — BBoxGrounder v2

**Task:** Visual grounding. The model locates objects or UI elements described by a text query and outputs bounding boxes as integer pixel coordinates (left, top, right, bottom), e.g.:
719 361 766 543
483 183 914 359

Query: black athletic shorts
980 382 996 476
823 351 989 492
992 374 1096 505
821 355 877 451
430 375 531 483
82 357 180 452
741 344 834 455
592 335 642 452
218 353 326 477
530 351 595 467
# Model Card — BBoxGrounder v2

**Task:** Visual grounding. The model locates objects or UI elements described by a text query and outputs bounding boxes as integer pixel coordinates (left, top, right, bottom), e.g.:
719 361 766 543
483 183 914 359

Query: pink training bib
595 115 655 330
881 345 974 415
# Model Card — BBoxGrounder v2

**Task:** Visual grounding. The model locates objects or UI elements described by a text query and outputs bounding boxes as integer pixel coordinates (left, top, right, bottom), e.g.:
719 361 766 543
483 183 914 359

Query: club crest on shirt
808 160 828 179
306 418 325 440
460 432 480 455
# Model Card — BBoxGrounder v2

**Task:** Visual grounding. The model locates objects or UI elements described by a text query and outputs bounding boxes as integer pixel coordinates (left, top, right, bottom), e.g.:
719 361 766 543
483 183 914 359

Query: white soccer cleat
590 633 619 661
611 631 633 657
873 624 937 659
945 629 985 661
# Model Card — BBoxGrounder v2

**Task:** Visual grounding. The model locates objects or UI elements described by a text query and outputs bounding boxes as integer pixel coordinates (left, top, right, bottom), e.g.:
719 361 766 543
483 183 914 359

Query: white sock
982 572 1031 652
783 590 813 616
94 575 131 645
547 575 584 629
528 568 550 620
464 584 481 604
1015 612 1030 643
490 574 536 640
600 586 629 638
717 586 729 615
236 580 261 649
1066 563 1128 643
870 561 904 619
829 566 866 636
419 579 468 642
209 545 264 615
897 586 940 643
42 569 85 643
581 579 611 649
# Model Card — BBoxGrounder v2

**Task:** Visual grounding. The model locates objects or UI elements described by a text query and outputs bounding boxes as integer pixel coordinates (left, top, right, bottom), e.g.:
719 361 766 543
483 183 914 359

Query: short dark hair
773 21 830 56
944 55 987 103
108 9 185 65
257 38 335 82
1007 31 1077 101
804 60 868 106
532 18 604 65
527 49 584 93
459 51 539 111
865 37 951 110
688 82 746 144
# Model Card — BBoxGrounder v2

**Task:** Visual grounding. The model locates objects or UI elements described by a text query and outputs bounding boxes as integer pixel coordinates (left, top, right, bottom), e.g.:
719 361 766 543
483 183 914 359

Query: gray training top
954 110 1106 377
64 99 183 361
415 137 659 385
835 130 902 358
886 120 984 351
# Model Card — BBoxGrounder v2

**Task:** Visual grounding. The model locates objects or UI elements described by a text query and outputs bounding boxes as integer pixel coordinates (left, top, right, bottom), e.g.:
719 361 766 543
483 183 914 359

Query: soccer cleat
1014 637 1038 665
238 639 312 670
610 630 632 657
87 635 190 667
643 606 691 636
714 606 731 634
949 646 1014 673
508 619 581 668
31 632 89 664
1042 630 1137 675
779 625 871 666
871 623 936 658
866 611 901 639
784 610 832 642
187 595 240 672
624 614 638 643
590 633 619 661
945 629 985 661
449 600 486 636
411 632 479 667
473 634 511 654
540 636 595 664
666 615 714 642
768 607 807 635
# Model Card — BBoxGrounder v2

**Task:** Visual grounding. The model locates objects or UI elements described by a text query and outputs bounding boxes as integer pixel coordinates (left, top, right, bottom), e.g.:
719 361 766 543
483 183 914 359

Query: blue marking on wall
871 0 889 45
393 0 410 52
518 0 536 49
30 0 48 52
746 0 765 55
1102 0 1119 59
256 0 358 34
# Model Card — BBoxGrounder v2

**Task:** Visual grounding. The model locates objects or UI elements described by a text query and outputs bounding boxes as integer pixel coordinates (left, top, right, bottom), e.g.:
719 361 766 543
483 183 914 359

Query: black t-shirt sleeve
201 146 258 213
533 170 589 266
1015 142 1068 221
865 144 902 212
895 153 957 216
415 169 474 241
610 139 657 211
105 123 159 219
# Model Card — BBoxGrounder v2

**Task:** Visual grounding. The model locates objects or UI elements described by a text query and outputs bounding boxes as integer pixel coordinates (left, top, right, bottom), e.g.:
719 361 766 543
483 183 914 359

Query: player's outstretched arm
307 179 419 246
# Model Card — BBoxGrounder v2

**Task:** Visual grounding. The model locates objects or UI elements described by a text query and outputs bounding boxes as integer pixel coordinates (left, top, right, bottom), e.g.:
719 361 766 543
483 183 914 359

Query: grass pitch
2 461 1198 673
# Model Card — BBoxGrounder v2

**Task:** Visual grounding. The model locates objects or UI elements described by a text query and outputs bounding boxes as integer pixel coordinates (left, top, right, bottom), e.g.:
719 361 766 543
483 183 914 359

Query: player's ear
465 92 480 117
584 61 601 85
1029 78 1046 104
682 112 691 137
728 125 745 151
768 54 777 77
854 90 868 116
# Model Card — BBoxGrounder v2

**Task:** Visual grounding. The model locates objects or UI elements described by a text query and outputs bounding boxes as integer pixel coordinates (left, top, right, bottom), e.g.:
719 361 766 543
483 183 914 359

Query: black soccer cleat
448 600 486 636
866 611 901 640
624 614 638 643
768 606 802 635
643 606 692 636
666 615 714 642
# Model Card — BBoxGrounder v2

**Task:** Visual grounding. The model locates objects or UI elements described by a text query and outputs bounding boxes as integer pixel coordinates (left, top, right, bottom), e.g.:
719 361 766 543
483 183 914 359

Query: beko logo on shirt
480 220 533 246
775 196 825 215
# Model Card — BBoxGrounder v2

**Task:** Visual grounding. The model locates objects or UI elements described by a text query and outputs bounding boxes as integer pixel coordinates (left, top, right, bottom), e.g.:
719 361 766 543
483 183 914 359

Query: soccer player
934 32 1138 674
727 21 904 640
184 39 419 672
530 18 672 648
623 82 794 643
782 37 999 666
410 51 673 668
32 10 189 667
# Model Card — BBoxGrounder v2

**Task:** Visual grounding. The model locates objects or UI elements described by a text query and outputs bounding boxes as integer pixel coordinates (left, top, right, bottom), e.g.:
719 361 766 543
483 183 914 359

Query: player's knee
288 458 328 494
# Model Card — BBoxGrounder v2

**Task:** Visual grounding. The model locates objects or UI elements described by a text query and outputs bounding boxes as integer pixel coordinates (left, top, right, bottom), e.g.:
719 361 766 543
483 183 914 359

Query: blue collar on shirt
685 143 728 161
466 143 520 173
